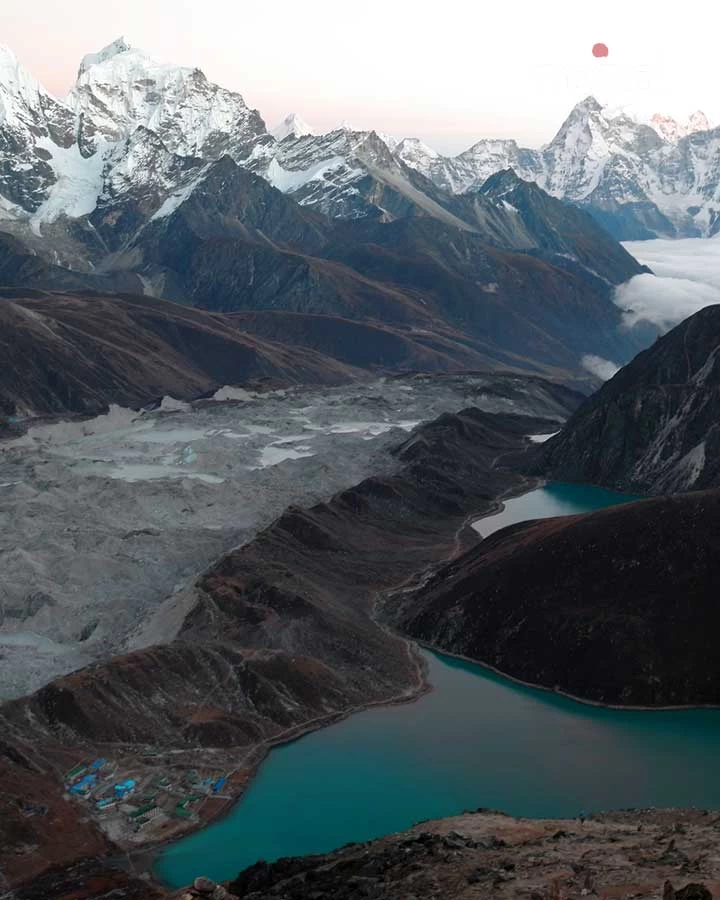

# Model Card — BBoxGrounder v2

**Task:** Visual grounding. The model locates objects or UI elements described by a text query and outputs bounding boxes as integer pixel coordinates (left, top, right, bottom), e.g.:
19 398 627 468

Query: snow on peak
78 37 133 76
571 95 603 116
396 137 439 159
66 39 266 157
376 132 400 152
650 111 711 142
0 43 72 137
271 113 315 141
0 43 19 72
688 110 710 132
0 44 43 106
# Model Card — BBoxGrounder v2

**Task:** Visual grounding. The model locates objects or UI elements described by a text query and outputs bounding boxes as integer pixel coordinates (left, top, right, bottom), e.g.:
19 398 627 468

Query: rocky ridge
388 489 720 706
540 304 720 494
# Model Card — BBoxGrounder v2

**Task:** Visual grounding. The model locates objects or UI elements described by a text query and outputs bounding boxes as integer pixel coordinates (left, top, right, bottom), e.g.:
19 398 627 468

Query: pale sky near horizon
1 0 717 154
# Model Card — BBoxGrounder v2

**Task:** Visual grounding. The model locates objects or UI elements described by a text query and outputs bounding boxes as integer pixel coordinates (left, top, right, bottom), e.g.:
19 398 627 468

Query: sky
1 0 718 154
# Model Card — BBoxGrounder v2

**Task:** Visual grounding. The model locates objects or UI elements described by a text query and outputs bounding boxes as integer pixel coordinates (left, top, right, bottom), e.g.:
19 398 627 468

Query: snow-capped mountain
540 99 720 237
394 98 720 238
66 37 265 157
0 44 75 216
0 39 272 262
0 39 474 256
242 127 474 223
270 113 315 142
396 137 544 195
1 38 718 254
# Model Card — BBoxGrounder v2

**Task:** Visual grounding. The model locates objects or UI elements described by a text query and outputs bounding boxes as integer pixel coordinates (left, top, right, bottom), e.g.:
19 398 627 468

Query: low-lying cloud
619 237 720 330
614 273 720 329
581 354 621 381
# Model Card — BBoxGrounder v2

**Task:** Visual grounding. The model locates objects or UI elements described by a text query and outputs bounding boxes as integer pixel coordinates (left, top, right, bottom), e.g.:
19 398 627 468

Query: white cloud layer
581 354 621 381
618 237 720 329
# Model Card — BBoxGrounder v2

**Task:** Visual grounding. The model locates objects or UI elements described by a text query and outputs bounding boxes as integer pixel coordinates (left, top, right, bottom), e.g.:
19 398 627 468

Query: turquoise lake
157 483 720 888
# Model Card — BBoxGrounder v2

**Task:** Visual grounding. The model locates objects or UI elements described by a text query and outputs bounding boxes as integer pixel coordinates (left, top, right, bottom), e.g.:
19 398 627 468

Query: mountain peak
688 110 710 133
271 113 315 142
78 37 133 76
0 43 18 68
650 110 711 142
395 137 439 159
574 95 603 115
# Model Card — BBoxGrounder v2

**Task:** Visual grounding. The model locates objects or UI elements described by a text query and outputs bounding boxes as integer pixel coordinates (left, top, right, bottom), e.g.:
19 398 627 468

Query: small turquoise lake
157 483 720 888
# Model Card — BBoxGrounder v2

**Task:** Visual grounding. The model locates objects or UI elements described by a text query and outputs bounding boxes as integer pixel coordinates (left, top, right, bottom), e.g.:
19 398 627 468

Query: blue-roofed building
69 773 97 794
212 776 227 794
90 758 106 771
114 779 137 799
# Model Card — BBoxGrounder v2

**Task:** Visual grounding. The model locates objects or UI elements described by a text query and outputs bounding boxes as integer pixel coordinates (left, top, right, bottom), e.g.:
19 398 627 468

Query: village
63 756 232 842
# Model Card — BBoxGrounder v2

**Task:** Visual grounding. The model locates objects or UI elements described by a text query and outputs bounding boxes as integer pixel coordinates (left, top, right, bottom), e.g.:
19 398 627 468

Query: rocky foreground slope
14 809 720 899
540 304 720 494
226 809 720 900
388 490 720 706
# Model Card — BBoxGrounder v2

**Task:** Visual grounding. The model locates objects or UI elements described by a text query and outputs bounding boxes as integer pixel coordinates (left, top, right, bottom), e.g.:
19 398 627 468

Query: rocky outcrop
389 489 720 706
540 304 720 493
12 858 166 899
227 809 720 900
11 808 720 899
470 168 647 284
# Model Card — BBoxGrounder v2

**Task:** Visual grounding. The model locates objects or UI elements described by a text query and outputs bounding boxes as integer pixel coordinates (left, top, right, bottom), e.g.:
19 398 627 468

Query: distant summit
270 112 316 141
650 110 710 142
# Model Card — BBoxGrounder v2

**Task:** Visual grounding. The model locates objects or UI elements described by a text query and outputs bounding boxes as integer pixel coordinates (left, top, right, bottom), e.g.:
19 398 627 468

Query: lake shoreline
135 477 544 884
137 479 715 889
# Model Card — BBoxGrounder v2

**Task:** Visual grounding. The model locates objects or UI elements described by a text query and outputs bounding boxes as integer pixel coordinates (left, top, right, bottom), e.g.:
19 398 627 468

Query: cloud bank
618 237 720 329
582 354 621 381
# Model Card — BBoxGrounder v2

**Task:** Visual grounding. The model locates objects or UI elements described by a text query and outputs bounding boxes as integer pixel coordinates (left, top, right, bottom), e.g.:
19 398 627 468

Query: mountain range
396 99 720 240
2 39 716 254
0 39 661 391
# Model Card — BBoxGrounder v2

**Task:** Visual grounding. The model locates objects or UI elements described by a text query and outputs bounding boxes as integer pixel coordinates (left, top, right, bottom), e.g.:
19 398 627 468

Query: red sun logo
592 43 609 58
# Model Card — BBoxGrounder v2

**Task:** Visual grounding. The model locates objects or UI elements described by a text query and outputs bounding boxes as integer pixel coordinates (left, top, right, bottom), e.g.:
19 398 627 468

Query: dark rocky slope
0 232 143 294
0 289 363 417
11 858 167 900
465 168 647 284
389 490 720 706
0 288 588 421
540 304 720 493
0 396 578 886
327 215 649 374
227 310 501 372
121 157 650 380
1 156 652 384
227 809 720 900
